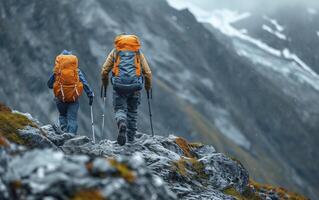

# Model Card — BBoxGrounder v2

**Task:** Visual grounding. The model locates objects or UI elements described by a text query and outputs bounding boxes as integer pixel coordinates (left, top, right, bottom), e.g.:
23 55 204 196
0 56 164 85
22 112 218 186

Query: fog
168 0 319 12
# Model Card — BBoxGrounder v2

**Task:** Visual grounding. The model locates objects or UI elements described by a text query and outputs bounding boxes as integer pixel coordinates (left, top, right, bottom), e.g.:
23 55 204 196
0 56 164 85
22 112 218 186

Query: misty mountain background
0 0 318 199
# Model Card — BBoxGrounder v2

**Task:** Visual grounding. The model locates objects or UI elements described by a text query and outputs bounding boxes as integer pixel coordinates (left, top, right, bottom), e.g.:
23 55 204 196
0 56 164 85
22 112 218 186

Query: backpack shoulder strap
112 49 121 76
135 50 142 76
112 49 118 63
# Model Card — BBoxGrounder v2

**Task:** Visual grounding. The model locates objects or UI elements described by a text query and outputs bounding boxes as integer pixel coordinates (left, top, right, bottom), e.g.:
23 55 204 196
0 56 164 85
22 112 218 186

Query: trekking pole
101 85 106 138
90 105 96 143
146 89 154 137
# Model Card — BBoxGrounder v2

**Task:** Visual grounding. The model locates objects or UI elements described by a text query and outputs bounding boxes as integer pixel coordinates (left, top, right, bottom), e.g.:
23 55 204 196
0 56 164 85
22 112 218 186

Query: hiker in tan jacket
101 49 152 90
101 34 152 145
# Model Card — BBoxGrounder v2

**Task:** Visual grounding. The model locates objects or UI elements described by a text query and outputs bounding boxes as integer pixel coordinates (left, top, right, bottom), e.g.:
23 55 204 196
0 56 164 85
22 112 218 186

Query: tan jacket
101 49 152 90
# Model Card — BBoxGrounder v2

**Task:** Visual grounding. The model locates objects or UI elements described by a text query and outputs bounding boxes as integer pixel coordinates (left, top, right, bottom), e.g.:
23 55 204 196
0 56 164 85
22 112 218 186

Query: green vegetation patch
223 180 308 200
249 180 308 200
173 137 207 180
0 103 36 145
172 157 207 179
223 186 260 200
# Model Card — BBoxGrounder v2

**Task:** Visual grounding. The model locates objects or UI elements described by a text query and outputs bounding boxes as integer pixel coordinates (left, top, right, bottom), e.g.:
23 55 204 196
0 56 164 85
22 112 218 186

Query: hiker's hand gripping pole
146 89 154 137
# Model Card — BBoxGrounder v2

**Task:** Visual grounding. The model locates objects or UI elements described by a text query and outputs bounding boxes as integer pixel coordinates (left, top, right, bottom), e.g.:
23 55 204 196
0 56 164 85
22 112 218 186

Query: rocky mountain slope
0 103 307 200
0 0 318 199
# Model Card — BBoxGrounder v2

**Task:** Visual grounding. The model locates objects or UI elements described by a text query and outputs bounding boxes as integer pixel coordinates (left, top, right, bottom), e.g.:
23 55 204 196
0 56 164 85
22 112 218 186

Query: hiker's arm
78 70 94 98
141 53 152 90
101 49 115 87
47 74 55 89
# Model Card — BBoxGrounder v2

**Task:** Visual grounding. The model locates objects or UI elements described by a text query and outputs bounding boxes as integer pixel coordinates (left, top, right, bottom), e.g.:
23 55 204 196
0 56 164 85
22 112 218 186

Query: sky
167 0 319 12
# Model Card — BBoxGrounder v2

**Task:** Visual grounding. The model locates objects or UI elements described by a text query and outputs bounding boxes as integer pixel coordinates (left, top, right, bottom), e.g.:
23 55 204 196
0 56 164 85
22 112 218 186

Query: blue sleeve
79 69 94 97
47 74 55 89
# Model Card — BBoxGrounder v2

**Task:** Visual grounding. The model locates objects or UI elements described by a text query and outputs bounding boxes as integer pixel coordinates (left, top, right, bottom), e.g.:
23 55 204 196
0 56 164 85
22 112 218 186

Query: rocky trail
0 104 307 200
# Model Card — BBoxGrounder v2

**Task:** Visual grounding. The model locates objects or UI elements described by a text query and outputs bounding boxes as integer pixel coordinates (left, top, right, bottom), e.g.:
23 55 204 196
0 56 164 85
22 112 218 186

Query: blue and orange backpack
111 35 143 93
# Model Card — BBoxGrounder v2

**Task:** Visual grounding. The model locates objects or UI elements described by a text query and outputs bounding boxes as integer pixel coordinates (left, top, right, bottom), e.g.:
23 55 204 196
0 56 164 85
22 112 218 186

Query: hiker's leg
55 98 68 131
113 90 128 145
113 90 127 125
127 91 141 141
66 100 80 134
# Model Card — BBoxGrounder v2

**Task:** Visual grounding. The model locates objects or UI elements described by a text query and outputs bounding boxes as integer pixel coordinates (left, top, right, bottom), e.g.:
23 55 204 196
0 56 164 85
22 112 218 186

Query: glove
145 84 151 91
89 96 94 106
102 75 108 88
146 89 152 99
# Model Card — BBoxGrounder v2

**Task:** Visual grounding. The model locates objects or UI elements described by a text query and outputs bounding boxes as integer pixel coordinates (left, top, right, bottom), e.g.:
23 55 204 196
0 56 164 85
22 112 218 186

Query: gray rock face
1 0 315 198
0 122 249 200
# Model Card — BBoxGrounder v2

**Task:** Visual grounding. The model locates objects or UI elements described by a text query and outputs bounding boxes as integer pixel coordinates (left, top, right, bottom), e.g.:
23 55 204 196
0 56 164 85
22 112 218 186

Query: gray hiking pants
113 90 141 137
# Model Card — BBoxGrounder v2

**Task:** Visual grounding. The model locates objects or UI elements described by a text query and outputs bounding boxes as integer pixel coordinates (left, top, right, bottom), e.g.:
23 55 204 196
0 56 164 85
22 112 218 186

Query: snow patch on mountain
262 24 287 40
263 16 285 32
213 108 251 150
167 1 319 91
236 40 319 92
282 49 318 77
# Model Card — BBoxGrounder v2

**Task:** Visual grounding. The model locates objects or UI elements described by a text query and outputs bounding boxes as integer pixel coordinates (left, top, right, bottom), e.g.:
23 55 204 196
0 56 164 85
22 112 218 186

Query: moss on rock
249 180 308 200
223 186 261 200
173 137 207 180
223 180 308 200
172 157 207 179
0 103 36 145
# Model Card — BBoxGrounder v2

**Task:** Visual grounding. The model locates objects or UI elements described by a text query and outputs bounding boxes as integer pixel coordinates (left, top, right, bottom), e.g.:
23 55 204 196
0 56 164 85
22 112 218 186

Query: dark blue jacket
47 69 94 97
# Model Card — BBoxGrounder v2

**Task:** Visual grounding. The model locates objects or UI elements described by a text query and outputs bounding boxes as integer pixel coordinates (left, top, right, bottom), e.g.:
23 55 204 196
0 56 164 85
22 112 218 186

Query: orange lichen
0 103 11 112
10 180 22 190
173 138 208 179
0 136 9 147
85 162 93 173
109 159 136 183
71 189 104 200
175 137 196 158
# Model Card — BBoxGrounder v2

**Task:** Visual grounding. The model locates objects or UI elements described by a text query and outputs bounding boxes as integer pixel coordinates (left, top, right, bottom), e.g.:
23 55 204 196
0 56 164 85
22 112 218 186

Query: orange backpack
53 55 83 102
112 35 142 77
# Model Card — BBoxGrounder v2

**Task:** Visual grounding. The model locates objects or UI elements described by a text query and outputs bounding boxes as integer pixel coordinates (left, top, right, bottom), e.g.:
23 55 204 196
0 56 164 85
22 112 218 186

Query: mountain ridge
0 103 308 200
0 0 318 199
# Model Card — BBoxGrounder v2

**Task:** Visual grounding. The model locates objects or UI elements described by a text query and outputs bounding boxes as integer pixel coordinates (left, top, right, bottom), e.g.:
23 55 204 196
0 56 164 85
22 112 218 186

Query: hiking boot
52 124 64 135
117 121 127 146
127 131 135 143
127 132 135 143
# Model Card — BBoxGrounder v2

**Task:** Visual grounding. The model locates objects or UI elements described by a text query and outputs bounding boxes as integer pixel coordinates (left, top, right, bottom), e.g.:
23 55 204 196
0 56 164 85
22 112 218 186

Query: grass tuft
249 180 308 200
0 104 36 145
172 157 207 179
223 186 261 200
